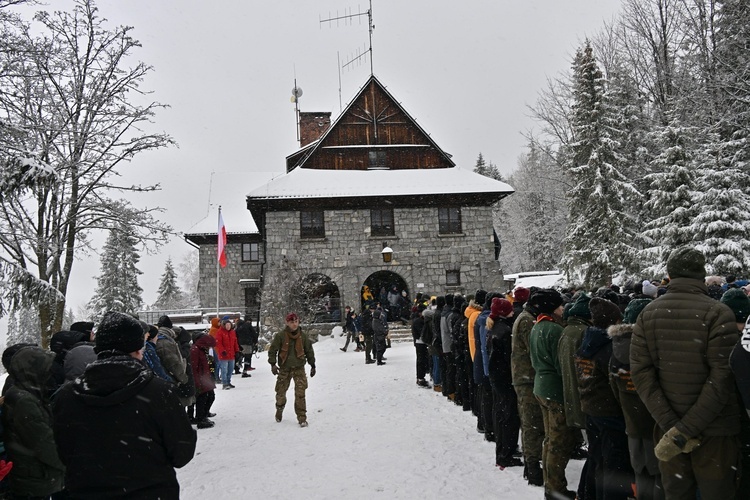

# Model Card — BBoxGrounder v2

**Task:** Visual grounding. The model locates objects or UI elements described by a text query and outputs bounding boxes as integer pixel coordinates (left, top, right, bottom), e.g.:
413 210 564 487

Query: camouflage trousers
275 367 308 423
537 395 577 495
514 383 544 462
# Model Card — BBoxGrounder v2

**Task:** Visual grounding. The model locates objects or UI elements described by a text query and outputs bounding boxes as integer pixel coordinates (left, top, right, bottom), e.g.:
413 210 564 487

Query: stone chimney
299 112 332 147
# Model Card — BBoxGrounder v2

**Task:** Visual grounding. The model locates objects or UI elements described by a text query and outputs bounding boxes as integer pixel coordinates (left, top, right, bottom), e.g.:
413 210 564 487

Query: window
438 207 462 234
446 270 461 286
300 210 325 238
368 151 387 169
371 209 394 236
241 242 259 262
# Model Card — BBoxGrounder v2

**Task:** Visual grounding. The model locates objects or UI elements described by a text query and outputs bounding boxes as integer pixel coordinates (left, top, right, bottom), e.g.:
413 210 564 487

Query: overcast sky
12 0 622 314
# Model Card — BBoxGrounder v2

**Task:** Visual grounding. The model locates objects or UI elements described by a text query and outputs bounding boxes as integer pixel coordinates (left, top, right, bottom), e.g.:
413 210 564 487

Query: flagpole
216 205 221 318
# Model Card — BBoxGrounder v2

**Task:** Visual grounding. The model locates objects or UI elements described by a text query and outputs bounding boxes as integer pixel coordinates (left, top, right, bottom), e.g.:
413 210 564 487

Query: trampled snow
177 333 583 499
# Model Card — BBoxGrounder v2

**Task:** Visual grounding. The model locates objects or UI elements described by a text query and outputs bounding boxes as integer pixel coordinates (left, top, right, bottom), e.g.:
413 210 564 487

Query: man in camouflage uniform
511 292 544 486
268 313 316 427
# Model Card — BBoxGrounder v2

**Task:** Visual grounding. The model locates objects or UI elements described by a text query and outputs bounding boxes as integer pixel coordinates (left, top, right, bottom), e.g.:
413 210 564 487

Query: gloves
310 366 316 378
654 426 701 461
0 460 12 481
271 364 279 375
221 351 227 357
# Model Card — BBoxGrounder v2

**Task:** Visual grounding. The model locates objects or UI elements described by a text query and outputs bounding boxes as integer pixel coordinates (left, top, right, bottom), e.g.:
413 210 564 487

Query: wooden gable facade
287 76 454 172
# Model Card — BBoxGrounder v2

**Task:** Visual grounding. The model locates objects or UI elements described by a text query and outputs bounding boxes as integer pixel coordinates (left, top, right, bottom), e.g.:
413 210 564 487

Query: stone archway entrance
293 273 342 324
361 271 409 320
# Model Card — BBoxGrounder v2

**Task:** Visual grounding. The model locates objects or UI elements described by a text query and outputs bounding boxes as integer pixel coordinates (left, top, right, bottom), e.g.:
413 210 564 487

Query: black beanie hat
95 311 145 354
667 246 706 280
721 288 750 323
445 294 454 307
530 289 563 315
157 315 173 329
436 295 446 309
475 289 488 307
50 330 87 354
70 321 95 335
589 297 623 329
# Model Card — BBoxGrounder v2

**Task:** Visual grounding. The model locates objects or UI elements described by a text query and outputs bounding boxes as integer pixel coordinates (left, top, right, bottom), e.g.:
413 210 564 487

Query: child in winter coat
191 333 217 429
216 318 240 389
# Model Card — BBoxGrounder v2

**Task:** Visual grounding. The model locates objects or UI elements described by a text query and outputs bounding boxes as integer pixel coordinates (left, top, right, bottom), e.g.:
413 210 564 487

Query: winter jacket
558 316 591 428
372 310 388 339
191 334 217 395
175 327 196 404
208 317 221 338
476 308 491 379
511 304 539 387
575 326 622 417
608 322 658 438
235 320 258 346
421 309 437 351
631 277 741 437
215 326 240 361
49 330 87 390
440 305 453 354
487 316 514 390
268 326 315 371
529 314 565 402
53 353 197 499
412 314 425 344
2 347 65 497
155 332 188 384
361 308 374 337
466 302 482 361
143 341 175 382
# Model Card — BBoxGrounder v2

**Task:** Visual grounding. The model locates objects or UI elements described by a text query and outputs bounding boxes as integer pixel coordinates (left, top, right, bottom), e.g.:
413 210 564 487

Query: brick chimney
299 112 331 147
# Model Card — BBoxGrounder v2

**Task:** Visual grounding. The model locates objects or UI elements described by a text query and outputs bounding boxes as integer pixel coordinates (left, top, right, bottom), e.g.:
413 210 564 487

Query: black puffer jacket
2 347 65 497
631 278 741 437
487 316 514 389
53 354 196 499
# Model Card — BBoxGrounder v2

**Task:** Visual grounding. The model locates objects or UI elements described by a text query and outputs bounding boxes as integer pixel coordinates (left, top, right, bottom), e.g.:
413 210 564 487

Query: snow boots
416 378 430 388
524 461 544 486
196 419 214 429
275 409 283 422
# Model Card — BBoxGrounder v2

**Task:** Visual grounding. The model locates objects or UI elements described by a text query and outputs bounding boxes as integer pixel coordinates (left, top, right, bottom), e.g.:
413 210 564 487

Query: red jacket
215 327 240 360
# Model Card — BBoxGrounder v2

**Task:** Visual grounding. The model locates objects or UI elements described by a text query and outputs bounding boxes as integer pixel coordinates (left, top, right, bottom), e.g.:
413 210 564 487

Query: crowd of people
408 246 750 500
0 311 261 498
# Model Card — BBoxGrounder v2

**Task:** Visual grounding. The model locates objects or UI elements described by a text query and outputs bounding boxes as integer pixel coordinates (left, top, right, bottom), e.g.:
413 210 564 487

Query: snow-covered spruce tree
473 152 505 181
177 251 200 308
88 223 144 318
499 142 567 272
0 0 172 348
560 42 642 288
640 120 701 277
5 305 42 346
153 257 183 310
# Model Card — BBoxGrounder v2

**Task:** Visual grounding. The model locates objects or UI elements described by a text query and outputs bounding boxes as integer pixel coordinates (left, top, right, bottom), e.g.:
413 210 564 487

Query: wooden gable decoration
287 75 455 172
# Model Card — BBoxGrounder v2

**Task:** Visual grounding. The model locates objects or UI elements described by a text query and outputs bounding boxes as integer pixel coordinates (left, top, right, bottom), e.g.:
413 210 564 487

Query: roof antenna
291 67 303 143
320 0 375 77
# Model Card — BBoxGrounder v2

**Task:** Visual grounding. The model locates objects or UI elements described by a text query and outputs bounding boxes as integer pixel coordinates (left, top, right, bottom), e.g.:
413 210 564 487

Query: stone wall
196 242 263 312
259 206 503 333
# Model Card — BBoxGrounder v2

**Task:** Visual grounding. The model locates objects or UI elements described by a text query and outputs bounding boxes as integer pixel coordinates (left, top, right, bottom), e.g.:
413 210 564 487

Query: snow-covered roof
508 273 566 290
246 166 514 201
184 171 282 236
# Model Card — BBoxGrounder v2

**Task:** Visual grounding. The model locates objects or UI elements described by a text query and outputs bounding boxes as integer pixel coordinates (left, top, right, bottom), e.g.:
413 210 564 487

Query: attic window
368 151 387 169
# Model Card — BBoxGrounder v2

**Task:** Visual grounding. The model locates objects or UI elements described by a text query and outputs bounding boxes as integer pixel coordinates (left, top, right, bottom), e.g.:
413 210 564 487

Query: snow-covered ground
177 333 584 499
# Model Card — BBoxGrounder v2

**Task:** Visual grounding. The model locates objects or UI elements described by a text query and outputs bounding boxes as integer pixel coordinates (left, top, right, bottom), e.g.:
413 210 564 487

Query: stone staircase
388 322 413 343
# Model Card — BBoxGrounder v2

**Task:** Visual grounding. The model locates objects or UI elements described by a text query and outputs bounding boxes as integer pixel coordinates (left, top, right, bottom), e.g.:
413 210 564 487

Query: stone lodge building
185 75 514 333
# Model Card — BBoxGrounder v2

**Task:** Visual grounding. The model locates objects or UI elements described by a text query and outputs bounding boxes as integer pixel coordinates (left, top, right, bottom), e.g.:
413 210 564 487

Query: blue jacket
143 342 174 383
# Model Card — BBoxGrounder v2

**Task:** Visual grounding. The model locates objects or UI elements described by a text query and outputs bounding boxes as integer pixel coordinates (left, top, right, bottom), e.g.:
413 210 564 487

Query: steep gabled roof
288 74 455 171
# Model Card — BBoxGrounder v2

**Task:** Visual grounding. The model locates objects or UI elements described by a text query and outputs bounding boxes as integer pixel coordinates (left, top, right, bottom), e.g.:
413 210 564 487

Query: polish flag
218 211 227 268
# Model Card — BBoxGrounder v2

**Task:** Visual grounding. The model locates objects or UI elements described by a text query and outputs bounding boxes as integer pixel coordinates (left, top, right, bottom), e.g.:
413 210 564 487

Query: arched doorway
292 273 341 324
361 271 409 320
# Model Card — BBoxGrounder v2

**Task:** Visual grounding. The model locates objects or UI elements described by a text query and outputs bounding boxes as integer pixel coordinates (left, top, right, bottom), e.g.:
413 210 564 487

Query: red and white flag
218 210 227 268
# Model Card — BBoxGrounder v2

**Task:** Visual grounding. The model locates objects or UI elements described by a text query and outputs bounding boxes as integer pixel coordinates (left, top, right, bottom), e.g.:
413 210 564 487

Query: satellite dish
292 86 303 98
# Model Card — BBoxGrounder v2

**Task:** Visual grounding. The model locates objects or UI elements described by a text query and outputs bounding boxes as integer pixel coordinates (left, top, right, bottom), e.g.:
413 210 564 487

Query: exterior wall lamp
381 242 393 263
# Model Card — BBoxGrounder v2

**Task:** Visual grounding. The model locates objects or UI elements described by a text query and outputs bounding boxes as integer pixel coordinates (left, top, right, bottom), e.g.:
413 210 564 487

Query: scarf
279 327 305 365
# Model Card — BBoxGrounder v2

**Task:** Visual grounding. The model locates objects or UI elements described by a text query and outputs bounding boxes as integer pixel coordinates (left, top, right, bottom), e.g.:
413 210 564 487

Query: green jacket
558 316 590 428
2 347 65 497
511 305 538 386
268 327 315 371
631 278 740 437
529 315 565 403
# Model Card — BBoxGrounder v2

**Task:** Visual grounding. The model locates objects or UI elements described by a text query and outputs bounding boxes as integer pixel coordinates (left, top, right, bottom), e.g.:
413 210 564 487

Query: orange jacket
465 302 482 361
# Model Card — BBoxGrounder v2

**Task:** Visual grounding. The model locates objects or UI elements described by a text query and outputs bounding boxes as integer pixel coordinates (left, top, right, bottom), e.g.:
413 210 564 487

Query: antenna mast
320 0 375 76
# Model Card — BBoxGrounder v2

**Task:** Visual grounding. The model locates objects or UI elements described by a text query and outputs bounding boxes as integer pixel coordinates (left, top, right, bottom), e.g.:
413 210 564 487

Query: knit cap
95 311 145 354
720 288 750 323
642 280 658 298
513 287 530 304
490 297 513 319
667 247 706 280
529 289 563 315
589 297 622 329
567 292 592 319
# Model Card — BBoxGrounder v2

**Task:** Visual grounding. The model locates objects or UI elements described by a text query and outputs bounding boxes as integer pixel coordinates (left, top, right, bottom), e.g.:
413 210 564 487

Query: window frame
241 242 259 262
446 270 461 287
370 208 395 237
300 210 325 238
438 207 462 234
368 150 387 169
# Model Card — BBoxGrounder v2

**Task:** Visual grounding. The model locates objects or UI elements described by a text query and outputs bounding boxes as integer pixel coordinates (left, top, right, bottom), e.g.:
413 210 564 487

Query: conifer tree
154 257 183 309
88 222 143 318
560 42 641 287
473 152 505 181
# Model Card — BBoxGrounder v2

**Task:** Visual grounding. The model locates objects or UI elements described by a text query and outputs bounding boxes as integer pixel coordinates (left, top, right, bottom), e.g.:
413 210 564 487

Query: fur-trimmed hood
608 323 633 365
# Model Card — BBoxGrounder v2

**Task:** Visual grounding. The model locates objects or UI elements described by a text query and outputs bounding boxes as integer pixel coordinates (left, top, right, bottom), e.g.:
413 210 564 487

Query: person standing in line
191 332 218 429
215 317 240 390
268 313 316 427
235 317 258 377
361 304 376 364
341 306 357 352
412 303 430 387
631 247 741 499
372 308 388 365
53 311 196 498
